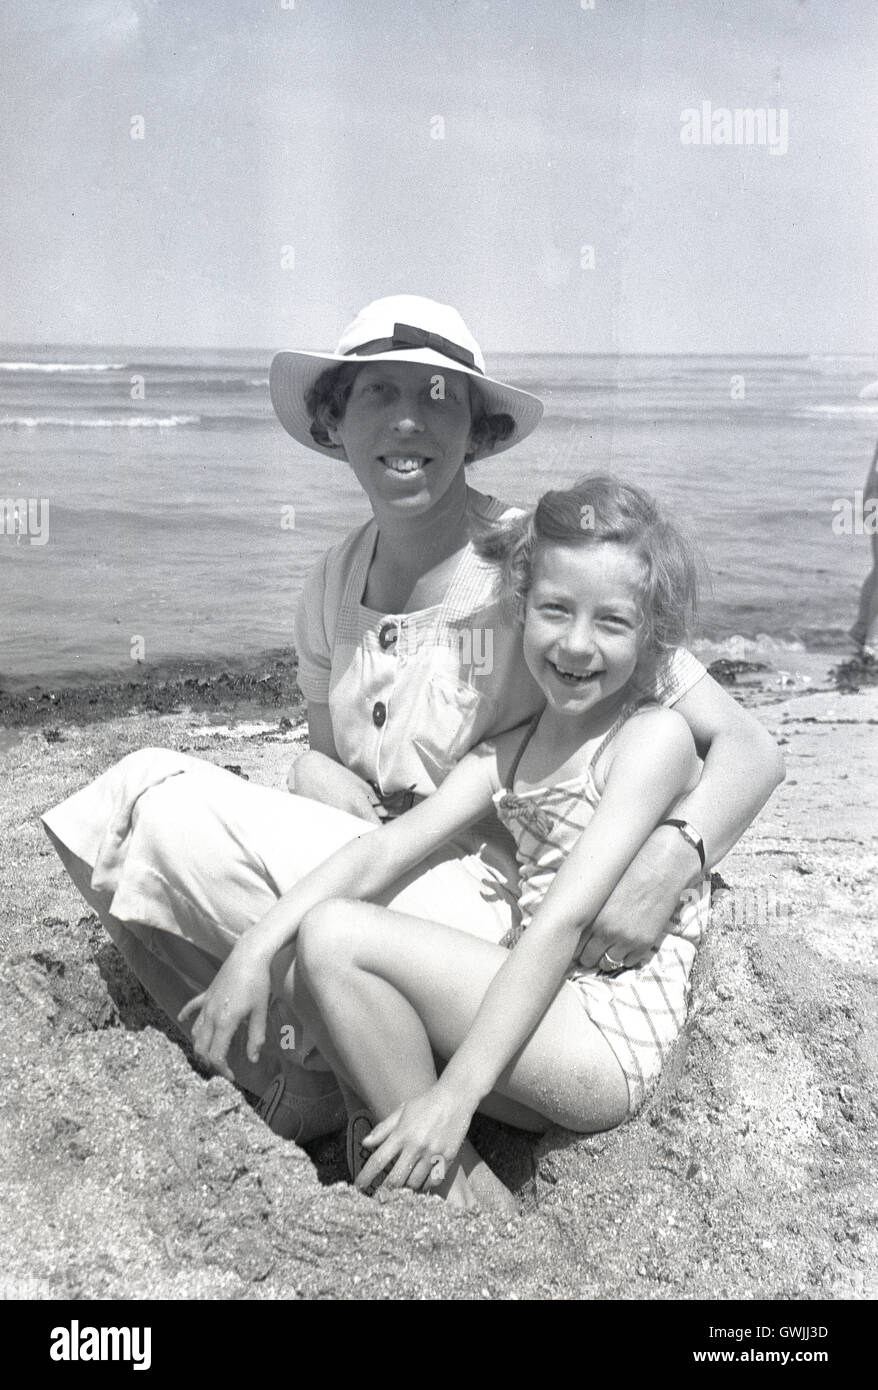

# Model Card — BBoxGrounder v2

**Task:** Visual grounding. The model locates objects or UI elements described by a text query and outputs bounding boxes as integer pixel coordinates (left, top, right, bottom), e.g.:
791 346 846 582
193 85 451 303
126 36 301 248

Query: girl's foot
436 1139 516 1215
437 1163 481 1210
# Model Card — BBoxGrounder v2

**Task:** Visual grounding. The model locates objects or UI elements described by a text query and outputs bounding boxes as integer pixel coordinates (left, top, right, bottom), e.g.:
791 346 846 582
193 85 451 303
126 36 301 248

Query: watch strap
660 818 707 871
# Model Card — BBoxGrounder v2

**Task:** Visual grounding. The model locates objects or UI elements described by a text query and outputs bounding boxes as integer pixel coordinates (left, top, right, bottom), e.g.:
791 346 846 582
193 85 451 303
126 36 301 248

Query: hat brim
269 348 543 461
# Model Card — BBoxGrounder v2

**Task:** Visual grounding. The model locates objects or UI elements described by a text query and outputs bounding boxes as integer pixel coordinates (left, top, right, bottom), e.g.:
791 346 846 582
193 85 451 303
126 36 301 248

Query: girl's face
523 540 645 721
327 361 475 516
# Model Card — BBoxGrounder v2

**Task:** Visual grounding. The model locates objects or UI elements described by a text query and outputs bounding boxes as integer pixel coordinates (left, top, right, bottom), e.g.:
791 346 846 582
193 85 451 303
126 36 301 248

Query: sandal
256 1075 286 1127
254 1072 348 1143
345 1109 386 1196
255 1074 304 1142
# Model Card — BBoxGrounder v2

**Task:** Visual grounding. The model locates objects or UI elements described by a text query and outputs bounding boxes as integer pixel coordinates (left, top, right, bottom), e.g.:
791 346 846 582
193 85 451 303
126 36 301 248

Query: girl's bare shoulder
596 705 695 788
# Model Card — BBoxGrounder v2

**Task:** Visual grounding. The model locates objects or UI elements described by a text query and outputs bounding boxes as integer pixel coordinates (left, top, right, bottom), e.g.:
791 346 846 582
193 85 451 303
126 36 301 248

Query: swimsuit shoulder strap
505 713 541 789
587 707 637 775
587 700 662 776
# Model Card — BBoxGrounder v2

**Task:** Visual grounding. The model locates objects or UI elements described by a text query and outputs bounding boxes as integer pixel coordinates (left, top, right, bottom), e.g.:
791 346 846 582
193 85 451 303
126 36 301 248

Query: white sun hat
269 294 544 460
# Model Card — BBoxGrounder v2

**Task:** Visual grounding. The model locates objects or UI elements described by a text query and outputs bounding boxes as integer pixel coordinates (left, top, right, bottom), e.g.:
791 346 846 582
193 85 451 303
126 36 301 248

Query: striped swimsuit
493 711 710 1115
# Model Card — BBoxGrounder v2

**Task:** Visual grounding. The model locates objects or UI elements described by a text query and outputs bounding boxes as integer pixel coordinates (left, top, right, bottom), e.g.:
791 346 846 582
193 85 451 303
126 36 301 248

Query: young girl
182 477 713 1210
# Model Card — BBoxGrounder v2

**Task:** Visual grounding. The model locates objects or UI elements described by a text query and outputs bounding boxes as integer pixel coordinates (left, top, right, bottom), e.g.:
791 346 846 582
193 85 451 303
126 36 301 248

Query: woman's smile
380 452 433 475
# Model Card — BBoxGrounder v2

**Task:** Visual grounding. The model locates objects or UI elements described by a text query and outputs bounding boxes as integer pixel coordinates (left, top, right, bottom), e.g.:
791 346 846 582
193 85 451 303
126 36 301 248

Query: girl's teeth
556 667 597 681
384 456 423 473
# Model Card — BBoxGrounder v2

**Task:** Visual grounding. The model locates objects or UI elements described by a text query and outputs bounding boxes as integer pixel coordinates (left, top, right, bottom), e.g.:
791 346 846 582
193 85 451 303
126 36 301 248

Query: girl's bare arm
442 708 699 1108
253 744 498 960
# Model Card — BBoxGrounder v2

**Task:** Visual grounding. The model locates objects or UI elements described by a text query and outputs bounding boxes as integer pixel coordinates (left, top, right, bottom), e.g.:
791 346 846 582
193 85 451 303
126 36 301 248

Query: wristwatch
659 819 707 871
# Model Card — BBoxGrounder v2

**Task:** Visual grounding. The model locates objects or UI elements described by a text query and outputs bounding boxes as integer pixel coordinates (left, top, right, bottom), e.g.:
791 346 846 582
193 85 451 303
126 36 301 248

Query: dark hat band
343 322 482 374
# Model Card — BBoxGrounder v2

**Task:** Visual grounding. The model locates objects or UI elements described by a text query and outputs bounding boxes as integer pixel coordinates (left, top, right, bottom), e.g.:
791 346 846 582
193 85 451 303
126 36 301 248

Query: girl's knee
297 899 363 982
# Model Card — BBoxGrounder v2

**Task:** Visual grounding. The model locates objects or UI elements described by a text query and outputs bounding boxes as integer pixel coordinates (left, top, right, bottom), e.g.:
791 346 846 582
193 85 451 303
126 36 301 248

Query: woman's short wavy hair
476 475 703 688
304 362 514 463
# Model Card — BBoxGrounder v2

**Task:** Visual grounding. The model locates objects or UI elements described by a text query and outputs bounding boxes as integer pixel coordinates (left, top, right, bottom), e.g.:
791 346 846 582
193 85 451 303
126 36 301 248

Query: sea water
2 346 876 687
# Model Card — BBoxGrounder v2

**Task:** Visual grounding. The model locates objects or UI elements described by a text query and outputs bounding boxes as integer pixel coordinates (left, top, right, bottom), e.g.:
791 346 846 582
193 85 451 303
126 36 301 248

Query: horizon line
2 342 877 360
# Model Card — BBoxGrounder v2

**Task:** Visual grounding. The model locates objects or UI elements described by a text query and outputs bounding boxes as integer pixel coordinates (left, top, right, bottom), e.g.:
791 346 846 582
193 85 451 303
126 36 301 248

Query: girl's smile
328 362 475 513
523 541 645 723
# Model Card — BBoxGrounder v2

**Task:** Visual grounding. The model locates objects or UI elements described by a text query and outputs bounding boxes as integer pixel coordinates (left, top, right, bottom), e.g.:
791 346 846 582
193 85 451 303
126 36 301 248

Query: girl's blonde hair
476 476 701 687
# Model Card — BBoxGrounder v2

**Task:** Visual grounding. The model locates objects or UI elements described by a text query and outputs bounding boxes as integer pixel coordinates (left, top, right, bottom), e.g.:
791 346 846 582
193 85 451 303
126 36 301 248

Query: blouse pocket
410 672 497 784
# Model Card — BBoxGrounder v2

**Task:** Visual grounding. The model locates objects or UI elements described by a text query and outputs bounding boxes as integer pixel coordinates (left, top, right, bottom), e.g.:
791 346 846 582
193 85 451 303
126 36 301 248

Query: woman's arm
670 674 785 864
287 702 383 822
305 701 339 758
577 674 785 969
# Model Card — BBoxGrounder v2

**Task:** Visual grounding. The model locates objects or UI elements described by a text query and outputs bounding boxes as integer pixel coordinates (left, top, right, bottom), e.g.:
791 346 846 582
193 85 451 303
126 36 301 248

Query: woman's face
327 361 475 516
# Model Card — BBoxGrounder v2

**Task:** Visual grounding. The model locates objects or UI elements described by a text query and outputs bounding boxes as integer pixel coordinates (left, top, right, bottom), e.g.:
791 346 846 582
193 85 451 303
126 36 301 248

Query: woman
43 295 784 1144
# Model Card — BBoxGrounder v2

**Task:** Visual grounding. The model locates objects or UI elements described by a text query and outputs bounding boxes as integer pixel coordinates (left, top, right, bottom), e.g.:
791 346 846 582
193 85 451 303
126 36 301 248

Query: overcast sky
2 0 876 352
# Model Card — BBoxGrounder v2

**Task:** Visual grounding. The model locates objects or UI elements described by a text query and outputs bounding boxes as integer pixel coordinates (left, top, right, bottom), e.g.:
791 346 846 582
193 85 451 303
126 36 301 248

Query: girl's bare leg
292 942 504 1210
293 900 630 1205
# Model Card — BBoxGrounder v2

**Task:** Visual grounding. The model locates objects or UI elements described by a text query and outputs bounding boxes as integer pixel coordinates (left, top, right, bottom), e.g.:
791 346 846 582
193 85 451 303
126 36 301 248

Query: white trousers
42 749 519 1140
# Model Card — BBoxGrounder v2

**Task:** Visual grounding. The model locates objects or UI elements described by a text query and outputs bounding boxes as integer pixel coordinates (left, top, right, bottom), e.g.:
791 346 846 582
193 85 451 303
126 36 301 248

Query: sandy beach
1 653 875 1301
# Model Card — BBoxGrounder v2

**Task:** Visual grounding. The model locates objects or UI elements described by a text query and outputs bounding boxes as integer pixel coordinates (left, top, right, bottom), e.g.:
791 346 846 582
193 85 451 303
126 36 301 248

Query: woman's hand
575 824 697 969
287 749 382 824
178 940 273 1082
356 1083 474 1197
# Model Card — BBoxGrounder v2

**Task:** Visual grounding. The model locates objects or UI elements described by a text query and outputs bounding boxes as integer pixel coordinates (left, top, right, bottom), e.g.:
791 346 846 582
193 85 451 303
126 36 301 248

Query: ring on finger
428 1154 447 1184
600 951 626 972
406 1161 437 1191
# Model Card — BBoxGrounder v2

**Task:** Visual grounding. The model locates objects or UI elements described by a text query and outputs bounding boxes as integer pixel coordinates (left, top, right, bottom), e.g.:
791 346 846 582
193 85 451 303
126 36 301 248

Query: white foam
0 361 127 373
0 413 200 428
796 403 878 418
696 633 807 661
807 353 878 363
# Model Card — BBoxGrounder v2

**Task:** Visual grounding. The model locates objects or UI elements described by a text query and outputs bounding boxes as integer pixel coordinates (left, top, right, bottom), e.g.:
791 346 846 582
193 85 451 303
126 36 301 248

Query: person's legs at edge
851 443 878 654
851 530 878 655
